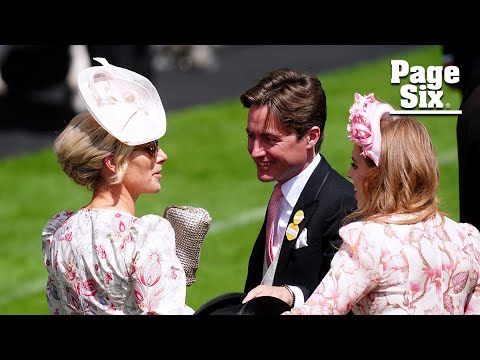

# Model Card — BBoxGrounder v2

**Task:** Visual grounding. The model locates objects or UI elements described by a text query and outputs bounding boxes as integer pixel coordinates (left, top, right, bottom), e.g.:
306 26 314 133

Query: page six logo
390 60 462 115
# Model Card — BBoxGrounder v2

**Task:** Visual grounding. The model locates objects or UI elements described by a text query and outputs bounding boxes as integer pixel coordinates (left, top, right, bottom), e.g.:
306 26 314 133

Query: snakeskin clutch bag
163 205 212 286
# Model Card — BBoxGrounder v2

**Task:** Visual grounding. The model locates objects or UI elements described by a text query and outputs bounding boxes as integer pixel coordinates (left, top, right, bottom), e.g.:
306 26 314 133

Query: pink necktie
266 183 283 266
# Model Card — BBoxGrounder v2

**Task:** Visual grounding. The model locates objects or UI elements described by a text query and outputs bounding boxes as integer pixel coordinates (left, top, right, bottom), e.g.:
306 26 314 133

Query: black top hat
194 292 291 315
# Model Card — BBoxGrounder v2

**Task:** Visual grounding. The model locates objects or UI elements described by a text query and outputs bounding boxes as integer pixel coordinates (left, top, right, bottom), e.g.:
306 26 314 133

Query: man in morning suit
241 68 356 308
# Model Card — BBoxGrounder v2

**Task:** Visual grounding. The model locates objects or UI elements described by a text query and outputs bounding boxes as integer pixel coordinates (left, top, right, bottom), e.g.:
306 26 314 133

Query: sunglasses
136 140 159 158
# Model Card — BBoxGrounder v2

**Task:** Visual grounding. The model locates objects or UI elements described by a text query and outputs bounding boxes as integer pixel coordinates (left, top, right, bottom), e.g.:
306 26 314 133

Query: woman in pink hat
41 58 194 315
283 93 480 315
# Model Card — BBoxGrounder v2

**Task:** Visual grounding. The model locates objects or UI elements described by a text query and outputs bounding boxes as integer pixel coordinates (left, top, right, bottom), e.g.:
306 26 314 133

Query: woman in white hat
41 58 194 315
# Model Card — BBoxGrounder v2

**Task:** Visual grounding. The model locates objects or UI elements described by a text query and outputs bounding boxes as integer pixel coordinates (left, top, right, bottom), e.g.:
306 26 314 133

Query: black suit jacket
244 155 356 301
457 80 480 229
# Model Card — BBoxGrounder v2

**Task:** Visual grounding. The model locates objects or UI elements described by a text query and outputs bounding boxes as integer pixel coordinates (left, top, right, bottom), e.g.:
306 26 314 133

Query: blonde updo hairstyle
54 112 135 191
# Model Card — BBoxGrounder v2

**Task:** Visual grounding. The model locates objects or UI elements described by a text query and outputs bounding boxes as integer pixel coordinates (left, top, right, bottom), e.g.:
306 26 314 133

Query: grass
0 45 461 314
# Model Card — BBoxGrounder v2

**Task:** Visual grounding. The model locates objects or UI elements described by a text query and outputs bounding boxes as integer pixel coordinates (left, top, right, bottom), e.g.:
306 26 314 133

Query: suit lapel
276 157 332 270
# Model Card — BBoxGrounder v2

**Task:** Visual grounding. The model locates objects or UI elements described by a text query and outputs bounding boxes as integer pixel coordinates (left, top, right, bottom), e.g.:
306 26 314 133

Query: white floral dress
285 214 480 315
42 208 194 315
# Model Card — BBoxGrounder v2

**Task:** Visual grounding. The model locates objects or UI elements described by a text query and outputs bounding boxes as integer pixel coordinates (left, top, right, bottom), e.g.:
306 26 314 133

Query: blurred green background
0 45 461 314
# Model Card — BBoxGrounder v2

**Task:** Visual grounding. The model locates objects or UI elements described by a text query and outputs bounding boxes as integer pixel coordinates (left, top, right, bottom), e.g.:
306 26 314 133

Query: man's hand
242 285 293 306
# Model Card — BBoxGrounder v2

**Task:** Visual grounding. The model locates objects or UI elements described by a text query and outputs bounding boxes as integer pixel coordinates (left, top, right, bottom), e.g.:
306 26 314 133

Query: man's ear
306 126 320 149
103 154 116 173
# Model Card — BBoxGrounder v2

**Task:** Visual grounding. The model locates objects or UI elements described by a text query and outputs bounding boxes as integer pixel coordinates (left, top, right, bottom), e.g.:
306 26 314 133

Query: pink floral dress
42 208 193 315
284 214 480 315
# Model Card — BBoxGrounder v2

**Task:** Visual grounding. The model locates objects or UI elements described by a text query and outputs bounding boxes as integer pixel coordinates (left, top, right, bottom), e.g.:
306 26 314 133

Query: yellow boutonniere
286 223 299 240
286 210 305 241
293 210 304 225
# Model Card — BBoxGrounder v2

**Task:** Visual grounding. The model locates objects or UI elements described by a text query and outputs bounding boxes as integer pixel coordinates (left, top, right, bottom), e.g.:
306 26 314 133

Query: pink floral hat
347 93 395 166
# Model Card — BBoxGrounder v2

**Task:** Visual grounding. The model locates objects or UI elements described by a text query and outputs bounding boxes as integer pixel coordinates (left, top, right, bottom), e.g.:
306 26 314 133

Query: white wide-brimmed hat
77 57 166 145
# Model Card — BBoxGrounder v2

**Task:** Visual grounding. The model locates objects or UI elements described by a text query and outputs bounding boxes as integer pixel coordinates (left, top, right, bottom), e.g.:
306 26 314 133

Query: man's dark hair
240 67 327 152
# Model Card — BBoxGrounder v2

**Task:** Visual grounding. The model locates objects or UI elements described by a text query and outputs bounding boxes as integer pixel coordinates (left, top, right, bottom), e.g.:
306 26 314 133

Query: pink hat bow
347 93 394 166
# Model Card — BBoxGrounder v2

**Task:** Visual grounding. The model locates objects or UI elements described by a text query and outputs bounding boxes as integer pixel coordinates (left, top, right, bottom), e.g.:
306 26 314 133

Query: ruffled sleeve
284 221 382 315
42 211 75 240
127 214 194 315
42 210 76 266
41 210 76 314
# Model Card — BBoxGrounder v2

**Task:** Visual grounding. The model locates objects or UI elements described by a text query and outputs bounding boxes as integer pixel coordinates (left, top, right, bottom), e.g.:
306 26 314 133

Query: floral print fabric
42 208 193 315
285 214 480 315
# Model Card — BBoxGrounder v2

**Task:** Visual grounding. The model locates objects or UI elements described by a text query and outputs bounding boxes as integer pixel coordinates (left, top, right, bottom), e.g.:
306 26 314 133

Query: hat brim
194 292 291 315
194 292 246 315
77 58 166 146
